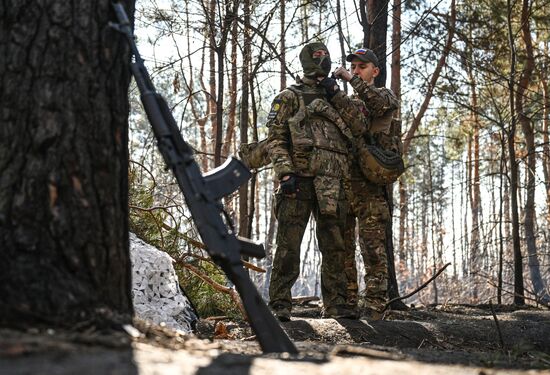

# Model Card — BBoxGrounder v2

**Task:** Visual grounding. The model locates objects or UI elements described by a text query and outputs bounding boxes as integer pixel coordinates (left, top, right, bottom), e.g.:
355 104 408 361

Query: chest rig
284 84 353 177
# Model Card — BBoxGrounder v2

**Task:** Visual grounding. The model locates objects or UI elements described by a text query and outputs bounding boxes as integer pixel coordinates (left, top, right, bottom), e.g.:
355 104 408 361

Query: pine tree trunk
222 21 238 160
239 0 251 238
207 0 217 168
0 0 134 326
466 55 481 300
542 76 550 238
362 0 406 308
506 0 525 305
427 142 438 304
336 0 349 93
365 0 388 87
498 134 507 304
516 0 549 304
280 0 287 89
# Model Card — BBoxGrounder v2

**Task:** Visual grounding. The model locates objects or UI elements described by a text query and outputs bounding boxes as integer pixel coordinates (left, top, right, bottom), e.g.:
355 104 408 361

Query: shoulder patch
267 98 283 121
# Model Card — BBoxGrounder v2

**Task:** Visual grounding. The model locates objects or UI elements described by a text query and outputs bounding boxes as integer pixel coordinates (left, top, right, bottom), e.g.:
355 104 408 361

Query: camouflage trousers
344 179 389 311
269 178 348 313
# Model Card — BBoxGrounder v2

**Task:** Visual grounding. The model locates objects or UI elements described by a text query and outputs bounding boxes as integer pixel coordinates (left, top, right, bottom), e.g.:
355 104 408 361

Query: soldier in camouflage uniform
266 42 365 321
332 48 399 316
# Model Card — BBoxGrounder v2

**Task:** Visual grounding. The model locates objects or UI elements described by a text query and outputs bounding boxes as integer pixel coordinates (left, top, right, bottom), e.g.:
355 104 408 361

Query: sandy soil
1 304 549 374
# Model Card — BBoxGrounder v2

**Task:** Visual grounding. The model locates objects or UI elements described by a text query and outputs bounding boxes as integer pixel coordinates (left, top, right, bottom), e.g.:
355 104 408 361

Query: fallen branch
174 260 246 319
382 262 451 312
178 251 265 273
486 279 549 307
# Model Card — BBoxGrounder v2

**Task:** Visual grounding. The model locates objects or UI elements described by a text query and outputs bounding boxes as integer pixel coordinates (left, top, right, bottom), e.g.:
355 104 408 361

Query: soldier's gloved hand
318 76 340 100
333 66 353 82
279 174 298 195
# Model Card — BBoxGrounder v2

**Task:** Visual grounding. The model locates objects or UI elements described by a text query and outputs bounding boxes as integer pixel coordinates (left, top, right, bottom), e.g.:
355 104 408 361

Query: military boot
322 305 358 319
271 304 291 322
359 293 387 320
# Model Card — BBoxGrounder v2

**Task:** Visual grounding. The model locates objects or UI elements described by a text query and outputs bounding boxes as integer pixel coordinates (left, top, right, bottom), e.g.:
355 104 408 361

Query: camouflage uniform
267 68 365 319
334 75 399 313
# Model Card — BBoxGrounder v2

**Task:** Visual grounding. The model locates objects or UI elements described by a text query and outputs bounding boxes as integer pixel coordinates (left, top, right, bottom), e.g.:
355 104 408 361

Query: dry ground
1 304 549 374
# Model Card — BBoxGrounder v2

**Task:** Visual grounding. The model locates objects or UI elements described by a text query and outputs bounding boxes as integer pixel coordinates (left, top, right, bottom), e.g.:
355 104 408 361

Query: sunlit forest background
127 0 550 317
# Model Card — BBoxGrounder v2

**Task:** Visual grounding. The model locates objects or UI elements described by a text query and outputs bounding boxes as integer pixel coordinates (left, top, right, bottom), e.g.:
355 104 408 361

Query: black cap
346 48 379 66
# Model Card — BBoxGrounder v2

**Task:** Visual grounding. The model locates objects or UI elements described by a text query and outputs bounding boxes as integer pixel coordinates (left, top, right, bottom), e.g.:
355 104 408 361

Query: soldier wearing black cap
333 48 400 318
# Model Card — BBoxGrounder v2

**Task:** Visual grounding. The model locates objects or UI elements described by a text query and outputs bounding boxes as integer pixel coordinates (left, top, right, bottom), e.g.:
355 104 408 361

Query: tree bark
542 77 550 236
365 0 388 87
336 0 348 93
222 21 238 160
280 0 287 90
0 0 134 326
506 0 525 305
206 0 217 168
516 0 549 304
466 51 481 299
392 0 407 269
363 0 406 309
239 0 251 238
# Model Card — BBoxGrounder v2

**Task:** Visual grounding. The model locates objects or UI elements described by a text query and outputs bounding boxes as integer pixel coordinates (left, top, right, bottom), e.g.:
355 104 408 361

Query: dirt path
1 305 549 374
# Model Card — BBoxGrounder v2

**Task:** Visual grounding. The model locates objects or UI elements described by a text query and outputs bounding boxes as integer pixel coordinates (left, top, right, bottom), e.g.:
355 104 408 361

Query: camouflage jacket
266 76 360 215
348 75 399 134
332 76 399 181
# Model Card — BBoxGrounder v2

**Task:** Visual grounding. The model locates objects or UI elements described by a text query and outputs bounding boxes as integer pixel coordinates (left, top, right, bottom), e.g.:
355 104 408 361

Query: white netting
129 233 197 332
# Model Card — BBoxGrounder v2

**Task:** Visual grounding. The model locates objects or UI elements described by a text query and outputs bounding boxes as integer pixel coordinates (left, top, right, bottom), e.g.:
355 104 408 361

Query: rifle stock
111 2 297 354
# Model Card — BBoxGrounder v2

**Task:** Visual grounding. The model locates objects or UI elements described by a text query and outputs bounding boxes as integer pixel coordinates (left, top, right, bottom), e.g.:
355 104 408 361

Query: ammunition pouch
357 133 405 185
238 139 270 169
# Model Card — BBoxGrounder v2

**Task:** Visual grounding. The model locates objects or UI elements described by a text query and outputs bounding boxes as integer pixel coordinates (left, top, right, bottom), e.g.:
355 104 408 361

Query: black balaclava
299 42 331 78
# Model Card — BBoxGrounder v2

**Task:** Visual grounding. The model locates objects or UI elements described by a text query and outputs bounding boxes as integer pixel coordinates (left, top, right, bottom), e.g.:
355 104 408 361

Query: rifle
110 3 297 354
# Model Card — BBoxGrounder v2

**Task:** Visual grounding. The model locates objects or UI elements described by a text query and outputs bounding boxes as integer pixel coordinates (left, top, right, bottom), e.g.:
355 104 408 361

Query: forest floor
1 303 549 374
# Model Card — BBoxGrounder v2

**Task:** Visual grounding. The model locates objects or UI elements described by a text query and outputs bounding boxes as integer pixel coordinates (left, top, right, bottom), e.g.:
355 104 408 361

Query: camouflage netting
129 233 198 332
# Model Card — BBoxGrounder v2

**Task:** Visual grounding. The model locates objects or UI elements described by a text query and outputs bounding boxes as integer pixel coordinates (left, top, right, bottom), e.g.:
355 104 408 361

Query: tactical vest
238 85 354 176
285 84 352 179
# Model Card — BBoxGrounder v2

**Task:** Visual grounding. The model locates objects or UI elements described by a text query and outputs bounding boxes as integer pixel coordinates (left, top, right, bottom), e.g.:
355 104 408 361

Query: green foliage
176 261 242 320
128 166 242 320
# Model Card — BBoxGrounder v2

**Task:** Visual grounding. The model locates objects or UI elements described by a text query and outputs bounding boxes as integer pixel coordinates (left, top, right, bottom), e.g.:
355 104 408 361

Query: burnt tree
0 0 135 327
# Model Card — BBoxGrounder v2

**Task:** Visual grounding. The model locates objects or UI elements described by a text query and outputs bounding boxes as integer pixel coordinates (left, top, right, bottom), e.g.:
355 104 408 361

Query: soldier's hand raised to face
333 66 353 82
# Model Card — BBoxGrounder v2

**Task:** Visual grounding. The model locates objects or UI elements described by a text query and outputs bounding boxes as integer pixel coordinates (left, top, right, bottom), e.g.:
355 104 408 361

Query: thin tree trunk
222 21 238 160
427 142 438 304
393 0 407 269
280 0 287 89
466 53 481 299
462 159 470 278
207 0 217 168
238 0 251 238
301 0 309 43
192 28 209 170
516 0 549 304
451 164 457 278
398 180 407 263
336 0 348 93
542 77 550 234
498 133 506 304
506 0 525 305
